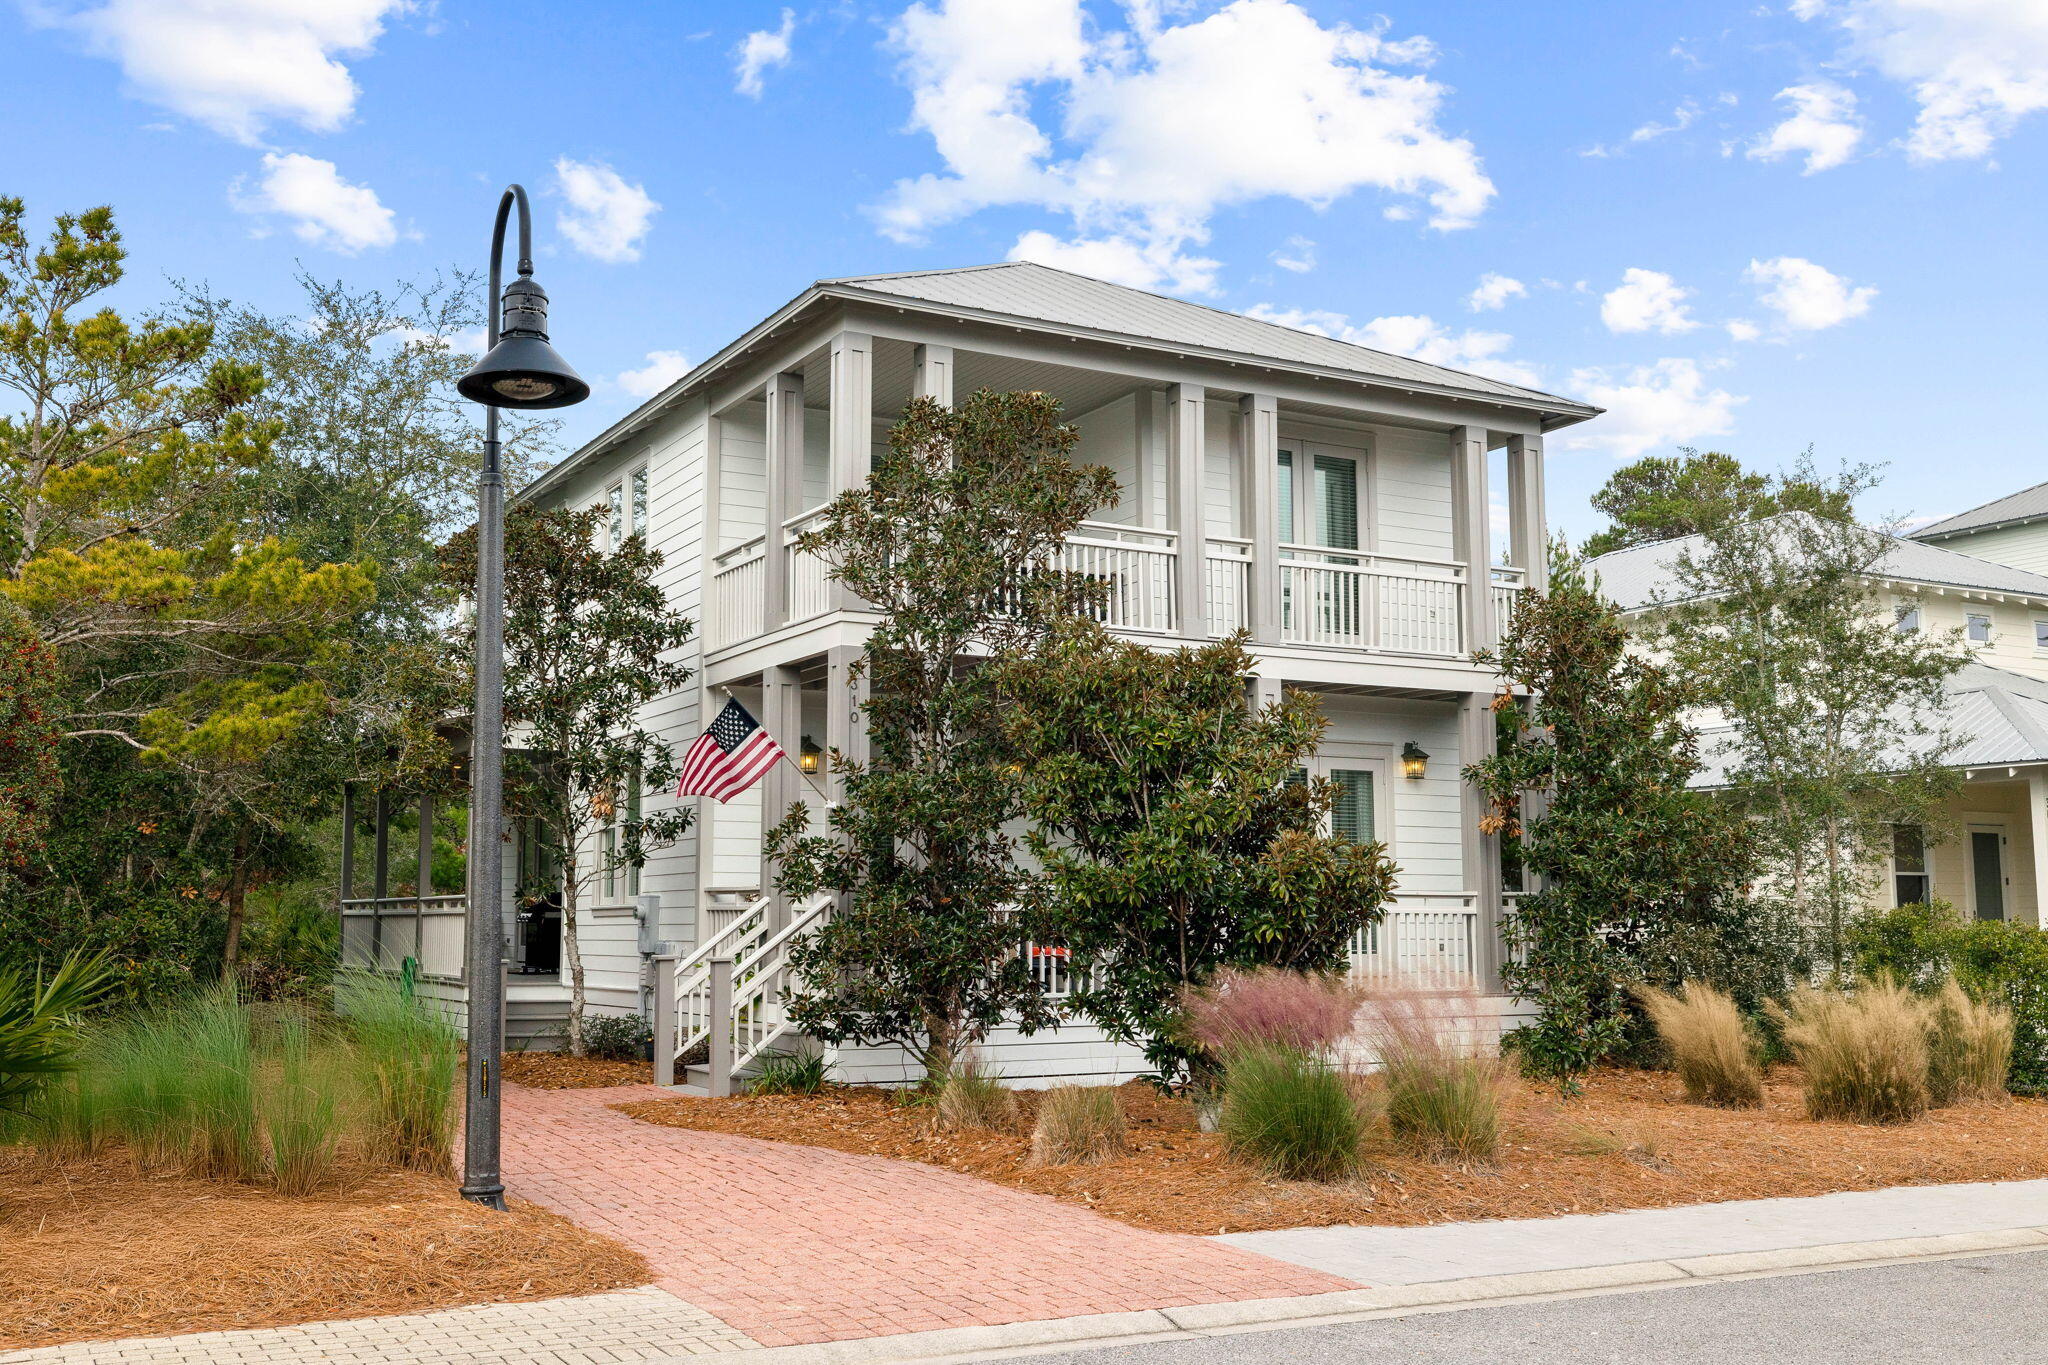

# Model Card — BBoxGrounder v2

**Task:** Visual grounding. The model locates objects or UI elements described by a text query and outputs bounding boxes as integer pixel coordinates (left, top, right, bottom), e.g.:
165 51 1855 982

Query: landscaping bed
615 1067 2048 1236
501 1052 654 1089
0 1148 650 1350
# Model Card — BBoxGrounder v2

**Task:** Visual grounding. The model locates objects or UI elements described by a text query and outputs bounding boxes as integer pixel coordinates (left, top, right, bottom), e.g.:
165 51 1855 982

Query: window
1276 450 1294 544
1894 604 1921 633
1330 769 1375 842
1967 612 1993 645
1893 825 1930 907
606 483 624 549
630 467 648 537
626 777 643 898
2034 620 2048 652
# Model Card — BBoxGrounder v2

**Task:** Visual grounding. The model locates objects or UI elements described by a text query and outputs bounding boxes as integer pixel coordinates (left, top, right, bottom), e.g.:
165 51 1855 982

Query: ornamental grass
1219 1044 1366 1181
1771 977 1930 1125
935 1051 1019 1132
1361 979 1502 1164
1028 1084 1127 1166
1924 979 2013 1107
1635 982 1765 1109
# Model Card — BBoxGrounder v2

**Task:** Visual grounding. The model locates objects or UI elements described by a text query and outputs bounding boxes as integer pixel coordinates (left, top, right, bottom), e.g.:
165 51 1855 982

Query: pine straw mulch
0 1149 650 1350
615 1067 2048 1236
500 1051 655 1089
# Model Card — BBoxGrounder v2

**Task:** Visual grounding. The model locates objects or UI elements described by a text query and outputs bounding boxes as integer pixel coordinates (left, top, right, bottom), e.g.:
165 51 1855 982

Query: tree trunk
222 825 254 970
562 851 588 1057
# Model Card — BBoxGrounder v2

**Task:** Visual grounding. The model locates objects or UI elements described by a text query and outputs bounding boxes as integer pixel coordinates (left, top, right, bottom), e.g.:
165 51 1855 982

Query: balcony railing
710 536 767 647
1064 521 1176 634
340 893 467 979
1489 566 1526 647
1349 893 1480 983
1280 546 1465 654
1204 536 1252 636
785 506 833 625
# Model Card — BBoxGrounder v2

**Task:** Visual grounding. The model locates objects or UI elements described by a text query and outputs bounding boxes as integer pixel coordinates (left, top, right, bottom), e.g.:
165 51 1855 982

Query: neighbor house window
607 483 625 549
2034 620 2048 652
1893 825 1931 907
1967 612 1993 645
1894 604 1921 633
631 466 648 536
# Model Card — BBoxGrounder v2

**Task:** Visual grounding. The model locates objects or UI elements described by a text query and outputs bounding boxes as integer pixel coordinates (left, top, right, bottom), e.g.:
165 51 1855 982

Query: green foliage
0 604 58 877
578 1012 653 1062
1472 544 1753 1093
0 947 115 1115
747 1048 832 1096
1848 900 1962 991
182 985 261 1180
1657 472 1970 974
1219 1044 1364 1181
1583 448 1857 558
774 390 1118 1083
236 882 342 1000
336 971 459 1173
267 1007 342 1196
1949 920 2048 1094
442 505 695 1056
998 623 1396 1082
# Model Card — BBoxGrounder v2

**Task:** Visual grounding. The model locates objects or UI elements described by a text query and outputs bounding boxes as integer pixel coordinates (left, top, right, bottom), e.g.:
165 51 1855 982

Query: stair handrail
670 893 772 1061
726 893 835 1074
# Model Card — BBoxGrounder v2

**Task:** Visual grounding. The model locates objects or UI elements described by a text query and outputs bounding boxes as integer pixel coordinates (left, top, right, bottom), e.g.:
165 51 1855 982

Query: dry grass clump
1924 979 2013 1106
1362 980 1502 1164
1028 1085 1127 1166
935 1052 1018 1132
1771 977 1930 1124
1182 967 1367 1059
1635 982 1765 1108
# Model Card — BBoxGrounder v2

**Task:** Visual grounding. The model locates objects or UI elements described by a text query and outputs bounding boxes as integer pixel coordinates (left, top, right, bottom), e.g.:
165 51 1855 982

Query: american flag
675 698 787 802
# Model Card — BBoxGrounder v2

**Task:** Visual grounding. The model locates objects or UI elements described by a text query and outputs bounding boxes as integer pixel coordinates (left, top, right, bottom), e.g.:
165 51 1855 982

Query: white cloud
36 0 410 144
734 9 796 98
616 349 692 399
231 152 397 253
1725 318 1762 342
878 0 1494 295
1745 255 1877 330
1466 272 1526 312
1562 359 1745 458
552 157 660 264
1010 229 1221 294
1272 235 1316 273
1243 303 1541 388
1600 267 1699 334
1795 0 2048 161
1748 81 1863 173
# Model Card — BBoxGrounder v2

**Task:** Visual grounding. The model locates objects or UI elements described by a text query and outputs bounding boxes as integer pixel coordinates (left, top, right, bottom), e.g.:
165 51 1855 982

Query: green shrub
1849 900 1960 990
1950 919 2048 1094
1924 979 2013 1106
237 884 341 1001
580 1012 654 1062
748 1049 831 1096
1028 1085 1127 1166
0 948 117 1117
1635 982 1765 1108
1771 978 1929 1124
337 972 459 1173
1220 1045 1364 1180
934 1052 1018 1131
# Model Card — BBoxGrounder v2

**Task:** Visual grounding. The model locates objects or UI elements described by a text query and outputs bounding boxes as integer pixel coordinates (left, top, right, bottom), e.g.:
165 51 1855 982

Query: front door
1279 441 1365 641
1969 825 2008 922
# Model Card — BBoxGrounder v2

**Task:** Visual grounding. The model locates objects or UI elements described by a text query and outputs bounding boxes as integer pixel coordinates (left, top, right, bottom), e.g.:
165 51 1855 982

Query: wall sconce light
799 735 822 775
1400 742 1430 780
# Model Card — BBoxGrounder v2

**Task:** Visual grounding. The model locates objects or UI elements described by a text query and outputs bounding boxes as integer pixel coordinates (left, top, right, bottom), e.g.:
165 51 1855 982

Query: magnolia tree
769 390 1118 1085
998 621 1397 1083
441 505 694 1056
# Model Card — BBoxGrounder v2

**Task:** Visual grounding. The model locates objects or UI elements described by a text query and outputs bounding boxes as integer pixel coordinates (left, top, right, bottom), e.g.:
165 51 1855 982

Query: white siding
1372 426 1456 562
1317 695 1466 894
717 404 765 552
1900 590 2048 684
1929 523 2048 578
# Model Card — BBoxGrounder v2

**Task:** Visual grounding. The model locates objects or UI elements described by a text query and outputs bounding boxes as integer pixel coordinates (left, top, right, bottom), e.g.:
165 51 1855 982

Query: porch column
1450 425 1496 652
830 331 874 612
759 665 804 932
1241 393 1281 645
2031 772 2048 929
1460 691 1506 992
416 792 434 969
761 372 805 632
371 789 390 966
1169 384 1207 636
824 644 870 805
339 783 356 906
912 343 953 406
1248 675 1283 713
1506 433 1548 594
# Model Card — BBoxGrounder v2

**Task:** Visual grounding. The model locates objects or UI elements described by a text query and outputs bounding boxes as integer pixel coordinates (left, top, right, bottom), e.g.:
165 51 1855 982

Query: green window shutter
1331 768 1375 842
1277 449 1295 544
1315 455 1358 550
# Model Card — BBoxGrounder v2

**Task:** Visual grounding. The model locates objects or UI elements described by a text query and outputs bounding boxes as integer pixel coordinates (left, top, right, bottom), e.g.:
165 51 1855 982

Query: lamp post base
459 1183 508 1211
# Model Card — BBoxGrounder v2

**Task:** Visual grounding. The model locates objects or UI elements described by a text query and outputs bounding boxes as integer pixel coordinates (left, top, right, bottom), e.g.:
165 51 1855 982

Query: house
1589 514 2048 931
1913 480 2048 579
340 260 1601 1085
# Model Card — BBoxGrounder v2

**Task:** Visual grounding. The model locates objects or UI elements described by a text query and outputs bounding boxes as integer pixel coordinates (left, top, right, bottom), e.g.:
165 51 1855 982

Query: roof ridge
1914 475 2048 538
816 261 1020 286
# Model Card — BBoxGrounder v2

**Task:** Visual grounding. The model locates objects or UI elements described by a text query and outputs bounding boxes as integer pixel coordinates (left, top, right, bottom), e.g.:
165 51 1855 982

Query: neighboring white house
1589 514 2048 933
342 260 1601 1085
1914 480 2048 578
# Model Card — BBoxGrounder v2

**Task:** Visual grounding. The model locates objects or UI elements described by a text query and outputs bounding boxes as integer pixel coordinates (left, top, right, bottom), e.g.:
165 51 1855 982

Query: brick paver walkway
503 1083 1354 1347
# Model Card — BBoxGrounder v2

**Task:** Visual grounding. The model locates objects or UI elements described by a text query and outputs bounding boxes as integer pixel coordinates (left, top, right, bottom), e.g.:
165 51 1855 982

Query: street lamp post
455 184 589 1209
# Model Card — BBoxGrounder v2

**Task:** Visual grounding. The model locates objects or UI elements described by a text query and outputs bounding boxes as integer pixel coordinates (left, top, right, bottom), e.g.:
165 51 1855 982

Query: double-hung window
1967 612 1993 646
1893 825 1931 907
605 465 650 551
1894 604 1921 633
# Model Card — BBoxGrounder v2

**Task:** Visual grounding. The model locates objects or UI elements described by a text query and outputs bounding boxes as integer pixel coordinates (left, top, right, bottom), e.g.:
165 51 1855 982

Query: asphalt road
993 1250 2048 1364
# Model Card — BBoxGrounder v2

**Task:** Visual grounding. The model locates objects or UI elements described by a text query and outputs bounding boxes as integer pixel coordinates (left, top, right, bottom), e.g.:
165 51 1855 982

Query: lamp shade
458 274 590 410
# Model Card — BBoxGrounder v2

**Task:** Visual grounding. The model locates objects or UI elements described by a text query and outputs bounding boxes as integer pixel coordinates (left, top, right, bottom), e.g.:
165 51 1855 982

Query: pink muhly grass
1181 967 1368 1060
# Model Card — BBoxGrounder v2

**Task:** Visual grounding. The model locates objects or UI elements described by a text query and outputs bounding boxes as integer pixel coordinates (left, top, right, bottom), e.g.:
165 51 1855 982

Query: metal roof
1587 512 2048 612
822 262 1593 410
524 260 1599 502
1912 479 2048 541
1692 662 2048 786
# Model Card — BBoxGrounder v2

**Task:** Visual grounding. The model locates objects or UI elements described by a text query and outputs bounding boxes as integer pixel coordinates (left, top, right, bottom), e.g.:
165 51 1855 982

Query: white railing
1489 565 1525 647
340 893 467 979
1349 894 1481 983
672 894 771 1058
1204 536 1252 637
728 895 834 1073
1279 546 1466 655
784 507 833 624
709 536 767 647
1063 521 1176 634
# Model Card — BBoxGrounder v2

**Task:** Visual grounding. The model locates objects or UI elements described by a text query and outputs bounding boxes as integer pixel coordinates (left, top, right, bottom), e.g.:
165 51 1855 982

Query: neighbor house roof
1587 512 2048 613
1912 479 2048 542
1692 661 2048 786
525 260 1600 503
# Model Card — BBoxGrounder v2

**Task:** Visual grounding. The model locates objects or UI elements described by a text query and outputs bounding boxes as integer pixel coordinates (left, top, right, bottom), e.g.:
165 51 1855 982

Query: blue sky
4 0 2045 541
